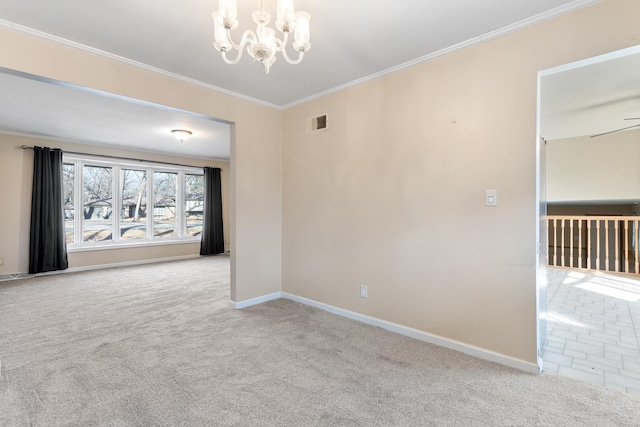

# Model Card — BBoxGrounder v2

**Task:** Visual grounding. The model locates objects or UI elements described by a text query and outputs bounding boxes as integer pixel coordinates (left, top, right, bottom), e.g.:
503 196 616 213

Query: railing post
587 219 591 270
625 219 630 273
560 218 567 267
636 219 640 274
578 219 583 269
552 218 557 266
605 220 609 270
607 220 620 272
596 220 601 271
569 219 574 268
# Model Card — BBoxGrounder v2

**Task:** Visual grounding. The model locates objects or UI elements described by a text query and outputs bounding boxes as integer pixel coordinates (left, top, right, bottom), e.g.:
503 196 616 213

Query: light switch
485 189 497 207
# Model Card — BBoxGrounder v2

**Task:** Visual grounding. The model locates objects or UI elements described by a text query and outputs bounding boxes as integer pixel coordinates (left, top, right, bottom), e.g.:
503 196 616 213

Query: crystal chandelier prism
212 0 311 74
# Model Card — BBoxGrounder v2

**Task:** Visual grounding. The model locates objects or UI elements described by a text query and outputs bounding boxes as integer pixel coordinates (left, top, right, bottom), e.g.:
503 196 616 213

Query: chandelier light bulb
218 0 238 29
276 0 295 32
293 11 310 51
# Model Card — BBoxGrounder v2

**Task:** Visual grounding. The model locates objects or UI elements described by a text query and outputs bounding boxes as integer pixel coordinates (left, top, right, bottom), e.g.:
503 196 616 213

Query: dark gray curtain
200 167 225 255
29 146 68 274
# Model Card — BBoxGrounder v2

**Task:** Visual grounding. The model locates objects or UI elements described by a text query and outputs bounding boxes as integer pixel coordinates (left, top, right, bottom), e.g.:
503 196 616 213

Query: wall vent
306 114 328 133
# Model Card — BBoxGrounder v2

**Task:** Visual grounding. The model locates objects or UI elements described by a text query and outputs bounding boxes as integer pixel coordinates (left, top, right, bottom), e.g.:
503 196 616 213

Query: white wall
547 129 640 202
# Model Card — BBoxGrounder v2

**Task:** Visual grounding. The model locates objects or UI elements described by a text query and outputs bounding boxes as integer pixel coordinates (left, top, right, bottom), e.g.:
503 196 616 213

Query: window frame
63 153 203 252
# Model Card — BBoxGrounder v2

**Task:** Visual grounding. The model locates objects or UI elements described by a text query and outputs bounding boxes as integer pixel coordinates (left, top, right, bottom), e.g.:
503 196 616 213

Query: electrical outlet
0 257 4 266
360 285 368 298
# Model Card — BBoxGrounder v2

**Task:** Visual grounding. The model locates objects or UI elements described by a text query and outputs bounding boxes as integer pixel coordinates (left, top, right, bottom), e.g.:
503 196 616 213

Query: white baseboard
232 292 282 309
0 272 33 282
281 292 540 375
210 288 540 374
40 254 201 276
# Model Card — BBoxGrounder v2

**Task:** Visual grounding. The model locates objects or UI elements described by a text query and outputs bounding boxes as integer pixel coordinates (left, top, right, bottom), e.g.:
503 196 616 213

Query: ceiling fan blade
589 123 640 138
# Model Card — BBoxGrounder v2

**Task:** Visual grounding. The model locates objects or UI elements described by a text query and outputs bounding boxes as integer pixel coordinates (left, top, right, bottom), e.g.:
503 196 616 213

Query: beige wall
281 0 640 364
0 133 230 273
0 27 282 303
547 129 640 203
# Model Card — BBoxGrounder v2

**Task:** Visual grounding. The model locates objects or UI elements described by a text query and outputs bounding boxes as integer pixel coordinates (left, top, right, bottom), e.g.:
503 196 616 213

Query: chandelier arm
221 49 245 65
225 28 256 51
276 36 305 65
276 31 289 52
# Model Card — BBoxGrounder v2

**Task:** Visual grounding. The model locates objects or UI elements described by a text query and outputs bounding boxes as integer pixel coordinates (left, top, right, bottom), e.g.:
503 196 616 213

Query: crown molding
0 18 283 110
282 0 603 109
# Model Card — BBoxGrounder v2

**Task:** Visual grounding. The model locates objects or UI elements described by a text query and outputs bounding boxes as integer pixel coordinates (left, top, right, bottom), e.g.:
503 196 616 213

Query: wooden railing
548 215 640 274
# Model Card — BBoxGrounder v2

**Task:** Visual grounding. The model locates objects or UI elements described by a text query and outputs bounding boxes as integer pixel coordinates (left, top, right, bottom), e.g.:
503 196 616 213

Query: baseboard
0 254 213 281
26 254 201 278
0 273 33 282
232 292 282 309
281 292 540 375
537 356 544 374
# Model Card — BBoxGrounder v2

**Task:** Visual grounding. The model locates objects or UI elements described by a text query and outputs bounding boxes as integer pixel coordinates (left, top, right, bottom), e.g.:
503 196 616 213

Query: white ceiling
0 70 232 159
0 0 616 159
541 50 640 141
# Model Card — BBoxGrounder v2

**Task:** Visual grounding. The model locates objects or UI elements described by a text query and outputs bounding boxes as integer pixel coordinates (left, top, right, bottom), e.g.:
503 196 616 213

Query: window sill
67 238 201 253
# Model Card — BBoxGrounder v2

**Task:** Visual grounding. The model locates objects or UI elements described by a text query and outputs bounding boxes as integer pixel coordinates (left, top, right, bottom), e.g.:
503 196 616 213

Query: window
82 165 113 242
63 154 203 250
63 163 75 244
185 174 204 237
153 171 177 238
120 169 147 241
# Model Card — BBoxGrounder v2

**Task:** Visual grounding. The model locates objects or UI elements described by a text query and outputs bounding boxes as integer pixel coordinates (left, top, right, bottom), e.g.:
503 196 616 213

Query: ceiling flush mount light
171 129 192 143
212 0 311 74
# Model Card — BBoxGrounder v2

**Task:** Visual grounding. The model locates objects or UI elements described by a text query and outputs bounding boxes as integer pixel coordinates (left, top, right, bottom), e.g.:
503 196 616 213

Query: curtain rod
21 145 205 169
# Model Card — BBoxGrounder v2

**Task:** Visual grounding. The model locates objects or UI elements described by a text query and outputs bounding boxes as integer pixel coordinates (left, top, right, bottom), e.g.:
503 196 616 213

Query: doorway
0 67 233 285
537 45 640 393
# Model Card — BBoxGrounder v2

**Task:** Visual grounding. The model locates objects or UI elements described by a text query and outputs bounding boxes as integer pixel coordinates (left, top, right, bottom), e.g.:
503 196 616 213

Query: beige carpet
1 256 639 426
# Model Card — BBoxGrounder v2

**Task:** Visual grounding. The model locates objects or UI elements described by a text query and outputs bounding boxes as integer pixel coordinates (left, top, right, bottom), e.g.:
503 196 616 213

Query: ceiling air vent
306 114 328 133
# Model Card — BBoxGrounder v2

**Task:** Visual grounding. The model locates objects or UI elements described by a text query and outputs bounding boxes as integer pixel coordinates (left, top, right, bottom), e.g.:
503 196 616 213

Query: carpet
1 256 639 426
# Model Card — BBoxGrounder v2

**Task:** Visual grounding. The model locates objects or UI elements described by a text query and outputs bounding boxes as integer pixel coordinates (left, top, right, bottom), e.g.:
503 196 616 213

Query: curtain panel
200 167 225 255
29 146 69 274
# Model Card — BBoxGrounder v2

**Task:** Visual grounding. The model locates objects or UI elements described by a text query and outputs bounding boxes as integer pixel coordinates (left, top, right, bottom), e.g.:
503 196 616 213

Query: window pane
121 169 147 240
82 165 113 242
185 174 204 237
153 172 177 238
63 163 75 244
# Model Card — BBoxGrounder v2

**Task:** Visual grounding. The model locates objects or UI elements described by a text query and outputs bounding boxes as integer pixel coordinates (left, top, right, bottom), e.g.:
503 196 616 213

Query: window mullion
75 160 83 246
177 171 185 238
113 165 121 243
147 167 154 240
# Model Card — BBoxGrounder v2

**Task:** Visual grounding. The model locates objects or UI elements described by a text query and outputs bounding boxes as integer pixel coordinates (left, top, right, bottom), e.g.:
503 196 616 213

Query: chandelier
212 0 311 74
